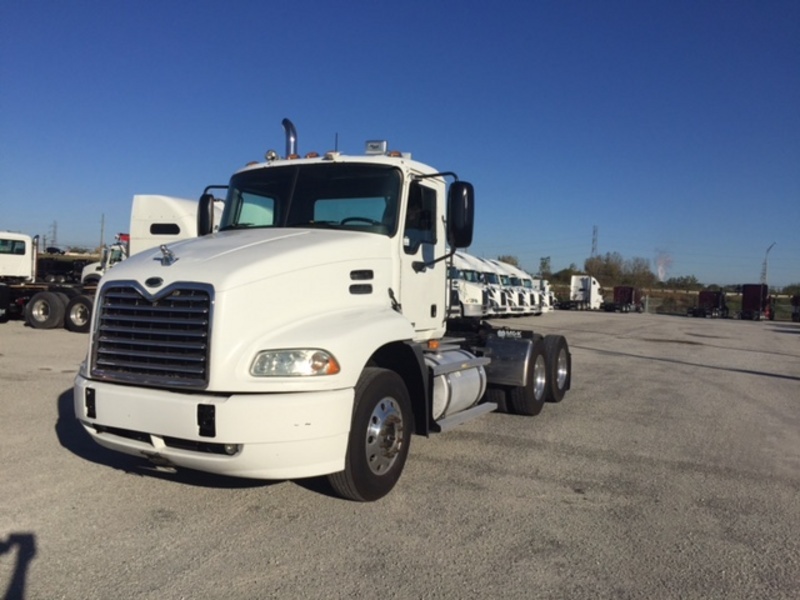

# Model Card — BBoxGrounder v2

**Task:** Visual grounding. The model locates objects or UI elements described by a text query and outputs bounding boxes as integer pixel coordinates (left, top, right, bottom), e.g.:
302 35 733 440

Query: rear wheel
485 386 510 413
508 336 548 416
544 335 571 403
328 368 412 501
25 291 66 329
65 295 94 333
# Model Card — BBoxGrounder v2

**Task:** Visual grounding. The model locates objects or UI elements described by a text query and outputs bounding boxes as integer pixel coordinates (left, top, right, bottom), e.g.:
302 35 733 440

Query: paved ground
1 312 798 599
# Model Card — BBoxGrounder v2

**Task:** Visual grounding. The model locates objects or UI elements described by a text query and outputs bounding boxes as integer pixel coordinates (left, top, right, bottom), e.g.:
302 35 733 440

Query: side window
0 239 27 255
403 182 436 254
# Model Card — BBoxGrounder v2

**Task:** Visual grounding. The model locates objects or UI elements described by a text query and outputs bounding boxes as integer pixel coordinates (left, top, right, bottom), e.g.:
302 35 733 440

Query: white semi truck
562 274 603 310
449 251 488 318
473 256 510 316
74 119 572 502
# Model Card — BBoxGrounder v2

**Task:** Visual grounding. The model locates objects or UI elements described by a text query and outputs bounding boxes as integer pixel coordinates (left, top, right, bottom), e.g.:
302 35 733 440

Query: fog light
223 444 240 456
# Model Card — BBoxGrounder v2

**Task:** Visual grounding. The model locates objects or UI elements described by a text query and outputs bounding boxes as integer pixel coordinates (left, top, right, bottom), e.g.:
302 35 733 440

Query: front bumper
74 374 353 479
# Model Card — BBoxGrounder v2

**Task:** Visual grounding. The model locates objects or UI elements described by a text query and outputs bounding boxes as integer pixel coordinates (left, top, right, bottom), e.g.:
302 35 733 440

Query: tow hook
142 451 177 471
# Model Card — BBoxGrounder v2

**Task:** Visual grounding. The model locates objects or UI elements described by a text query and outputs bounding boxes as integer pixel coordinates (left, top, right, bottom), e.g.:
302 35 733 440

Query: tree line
497 252 800 295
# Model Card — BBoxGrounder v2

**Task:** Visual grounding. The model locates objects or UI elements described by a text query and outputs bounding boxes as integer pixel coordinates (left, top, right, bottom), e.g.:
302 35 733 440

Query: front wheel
328 368 412 501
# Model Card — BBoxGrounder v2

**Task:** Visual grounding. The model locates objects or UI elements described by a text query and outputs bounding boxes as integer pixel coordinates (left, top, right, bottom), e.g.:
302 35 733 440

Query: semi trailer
73 119 573 502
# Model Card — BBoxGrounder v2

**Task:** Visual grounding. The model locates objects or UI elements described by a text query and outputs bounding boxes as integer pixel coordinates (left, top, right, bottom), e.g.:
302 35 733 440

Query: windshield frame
219 162 402 237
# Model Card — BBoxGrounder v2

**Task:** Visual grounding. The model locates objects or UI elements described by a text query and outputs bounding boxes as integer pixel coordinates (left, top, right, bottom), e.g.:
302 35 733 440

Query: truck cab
74 120 571 501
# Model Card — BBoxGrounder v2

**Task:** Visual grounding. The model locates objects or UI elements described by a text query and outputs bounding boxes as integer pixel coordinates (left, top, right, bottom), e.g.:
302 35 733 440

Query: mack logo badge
498 329 522 339
145 277 164 288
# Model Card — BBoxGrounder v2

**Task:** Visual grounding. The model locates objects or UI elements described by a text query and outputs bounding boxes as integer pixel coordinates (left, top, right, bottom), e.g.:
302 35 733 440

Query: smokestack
282 118 297 158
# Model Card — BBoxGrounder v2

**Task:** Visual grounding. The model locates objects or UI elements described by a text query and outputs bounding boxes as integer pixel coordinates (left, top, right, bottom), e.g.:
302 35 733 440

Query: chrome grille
91 282 212 388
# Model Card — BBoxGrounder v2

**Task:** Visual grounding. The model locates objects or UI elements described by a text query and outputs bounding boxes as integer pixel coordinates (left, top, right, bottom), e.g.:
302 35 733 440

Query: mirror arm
413 248 455 273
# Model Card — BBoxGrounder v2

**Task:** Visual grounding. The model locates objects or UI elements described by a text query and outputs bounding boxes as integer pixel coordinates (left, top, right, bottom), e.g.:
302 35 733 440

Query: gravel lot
1 312 798 599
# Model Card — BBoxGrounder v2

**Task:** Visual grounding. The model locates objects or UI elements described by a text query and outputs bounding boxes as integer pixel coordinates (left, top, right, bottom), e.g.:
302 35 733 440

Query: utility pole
760 242 775 286
591 225 598 257
100 213 106 249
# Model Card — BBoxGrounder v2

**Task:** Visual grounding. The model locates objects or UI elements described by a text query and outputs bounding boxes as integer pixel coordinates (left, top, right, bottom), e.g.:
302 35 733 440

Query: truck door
399 180 445 335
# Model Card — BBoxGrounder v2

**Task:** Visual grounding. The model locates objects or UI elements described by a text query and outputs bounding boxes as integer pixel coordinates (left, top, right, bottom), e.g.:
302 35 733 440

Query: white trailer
74 119 573 502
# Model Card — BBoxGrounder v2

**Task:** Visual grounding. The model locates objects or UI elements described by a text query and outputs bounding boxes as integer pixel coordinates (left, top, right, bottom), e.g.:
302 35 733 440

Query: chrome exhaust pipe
282 118 297 158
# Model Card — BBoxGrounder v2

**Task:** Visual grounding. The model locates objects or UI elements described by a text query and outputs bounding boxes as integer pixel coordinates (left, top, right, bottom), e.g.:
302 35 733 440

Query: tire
485 385 510 414
24 291 66 329
543 335 571 403
65 295 94 333
508 336 548 416
328 368 412 502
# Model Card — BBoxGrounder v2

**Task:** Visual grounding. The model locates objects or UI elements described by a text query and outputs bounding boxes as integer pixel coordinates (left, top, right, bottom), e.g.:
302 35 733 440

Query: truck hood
104 228 392 291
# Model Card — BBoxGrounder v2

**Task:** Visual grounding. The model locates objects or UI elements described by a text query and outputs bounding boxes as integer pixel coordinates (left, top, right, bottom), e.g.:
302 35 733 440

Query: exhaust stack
282 118 297 158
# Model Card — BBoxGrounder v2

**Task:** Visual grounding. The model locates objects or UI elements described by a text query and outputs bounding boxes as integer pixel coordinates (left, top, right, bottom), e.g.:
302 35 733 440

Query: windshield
510 276 521 286
483 272 499 284
463 269 481 283
220 163 401 236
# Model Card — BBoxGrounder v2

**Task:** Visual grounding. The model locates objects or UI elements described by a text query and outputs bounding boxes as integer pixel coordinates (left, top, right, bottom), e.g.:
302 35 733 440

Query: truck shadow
55 389 277 490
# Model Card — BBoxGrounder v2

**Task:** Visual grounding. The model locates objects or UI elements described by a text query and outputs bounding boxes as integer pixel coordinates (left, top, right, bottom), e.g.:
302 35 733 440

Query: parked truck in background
560 275 603 310
604 286 643 313
1 194 220 331
81 234 130 285
449 251 488 318
687 290 729 318
532 278 555 312
502 261 543 316
488 259 527 315
73 119 573 502
791 295 800 322
739 284 773 320
474 256 509 316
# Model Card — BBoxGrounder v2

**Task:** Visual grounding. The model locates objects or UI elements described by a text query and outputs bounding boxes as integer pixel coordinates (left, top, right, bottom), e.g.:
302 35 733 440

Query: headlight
250 349 341 377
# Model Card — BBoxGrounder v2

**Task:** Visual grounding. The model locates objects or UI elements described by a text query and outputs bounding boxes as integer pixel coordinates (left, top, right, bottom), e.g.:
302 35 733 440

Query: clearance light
305 152 319 158
427 340 440 351
250 349 341 377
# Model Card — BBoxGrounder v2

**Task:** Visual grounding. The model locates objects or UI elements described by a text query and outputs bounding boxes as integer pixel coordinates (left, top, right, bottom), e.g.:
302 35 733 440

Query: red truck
603 286 643 313
687 290 729 318
739 284 773 320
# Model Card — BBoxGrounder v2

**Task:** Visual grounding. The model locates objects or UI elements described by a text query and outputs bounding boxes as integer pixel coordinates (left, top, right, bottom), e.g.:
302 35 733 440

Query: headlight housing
250 349 341 377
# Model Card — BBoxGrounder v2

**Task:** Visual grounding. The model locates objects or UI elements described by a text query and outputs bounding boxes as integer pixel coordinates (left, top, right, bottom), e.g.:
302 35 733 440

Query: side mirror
197 193 216 236
447 181 474 249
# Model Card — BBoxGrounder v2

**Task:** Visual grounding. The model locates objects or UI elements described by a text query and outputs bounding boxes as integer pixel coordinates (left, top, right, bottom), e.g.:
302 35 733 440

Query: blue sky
1 0 798 287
